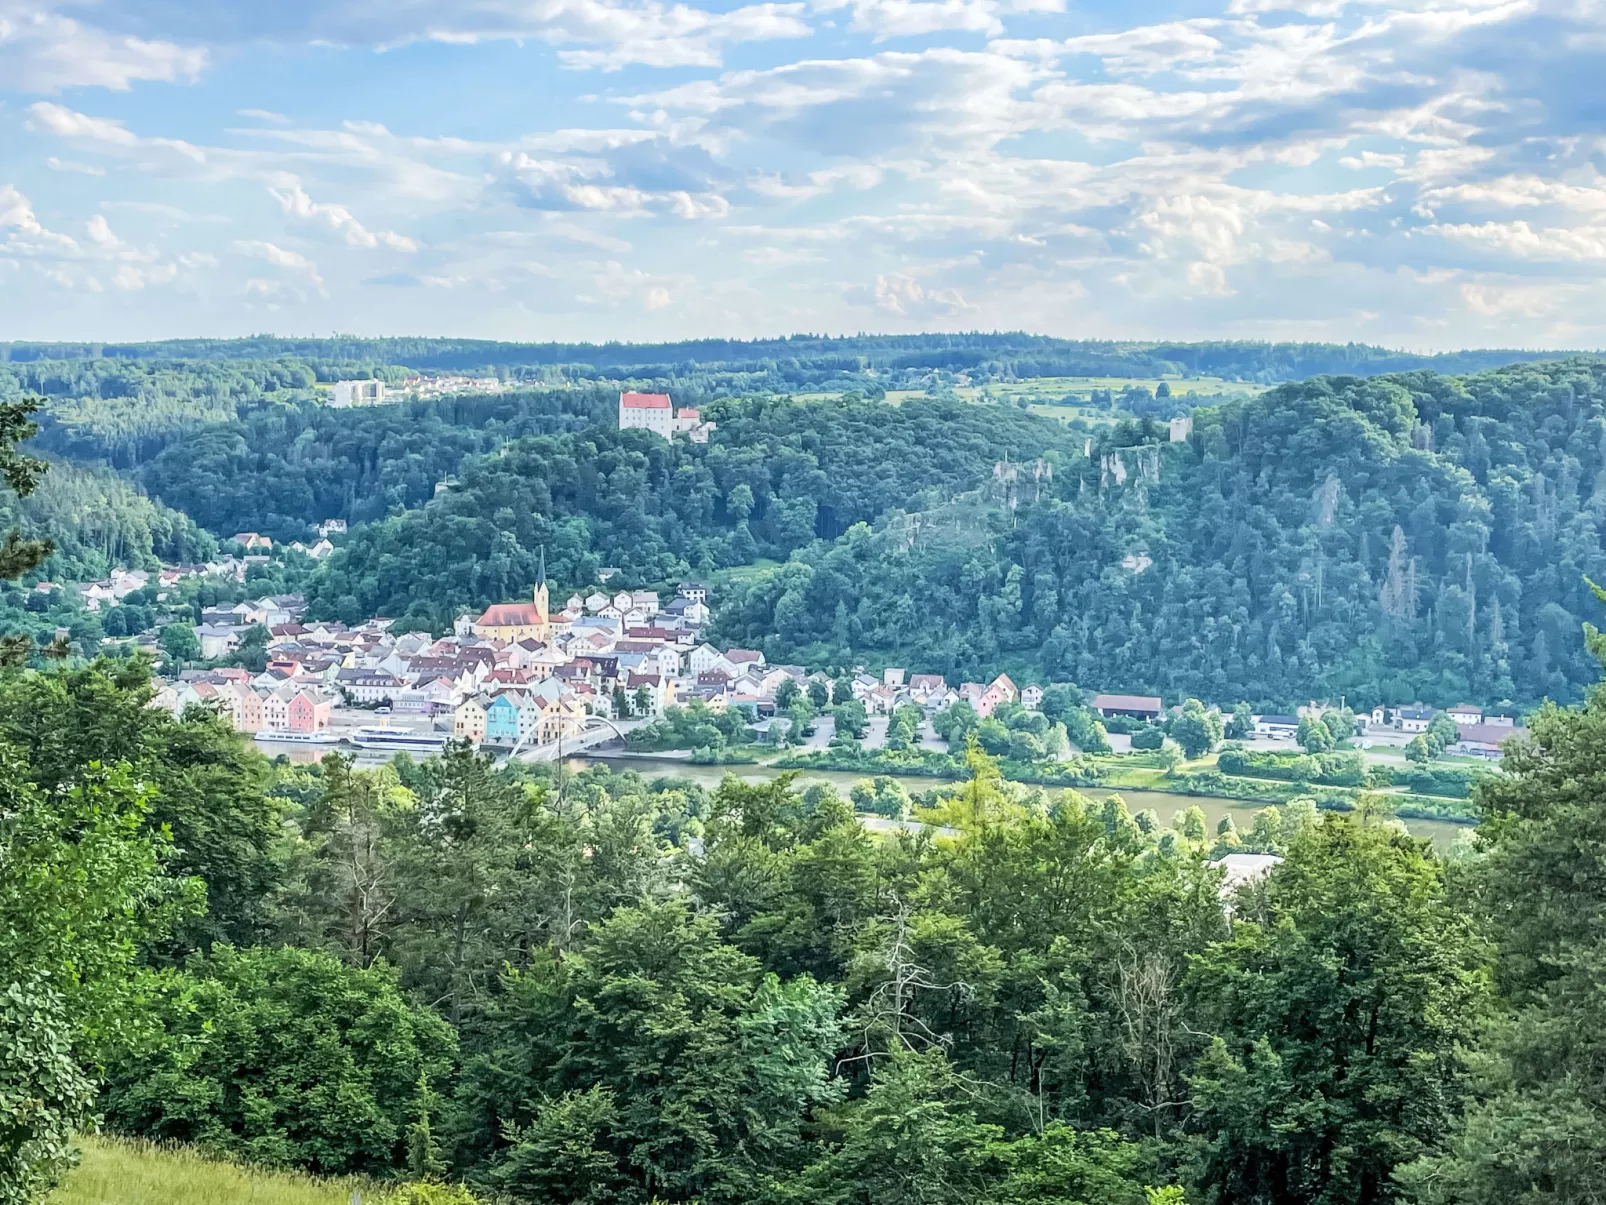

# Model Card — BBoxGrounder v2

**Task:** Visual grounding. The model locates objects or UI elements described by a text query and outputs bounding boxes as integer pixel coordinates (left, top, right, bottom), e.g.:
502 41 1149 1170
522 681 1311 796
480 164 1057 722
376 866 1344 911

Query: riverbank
567 755 1473 848
767 745 1478 824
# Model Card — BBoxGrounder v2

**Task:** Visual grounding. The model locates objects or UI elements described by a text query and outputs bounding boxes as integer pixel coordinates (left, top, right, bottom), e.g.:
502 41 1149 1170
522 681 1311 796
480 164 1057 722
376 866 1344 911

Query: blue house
484 693 523 746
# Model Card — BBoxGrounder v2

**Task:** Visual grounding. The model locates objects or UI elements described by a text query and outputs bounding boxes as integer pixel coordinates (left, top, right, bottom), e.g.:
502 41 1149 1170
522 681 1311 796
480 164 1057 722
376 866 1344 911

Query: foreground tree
1400 597 1606 1204
1186 816 1486 1204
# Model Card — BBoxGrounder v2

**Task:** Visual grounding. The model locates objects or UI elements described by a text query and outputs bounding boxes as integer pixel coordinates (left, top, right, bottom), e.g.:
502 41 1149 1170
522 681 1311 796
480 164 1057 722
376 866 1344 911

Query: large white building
618 392 715 442
332 379 387 407
619 391 675 436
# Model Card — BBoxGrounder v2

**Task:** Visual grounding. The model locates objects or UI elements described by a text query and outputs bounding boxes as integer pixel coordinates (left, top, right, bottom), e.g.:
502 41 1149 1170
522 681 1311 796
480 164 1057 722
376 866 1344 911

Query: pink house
288 690 332 733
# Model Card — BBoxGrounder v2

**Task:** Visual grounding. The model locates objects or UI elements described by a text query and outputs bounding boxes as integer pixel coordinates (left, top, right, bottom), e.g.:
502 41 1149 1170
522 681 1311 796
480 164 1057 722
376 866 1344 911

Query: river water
568 755 1471 849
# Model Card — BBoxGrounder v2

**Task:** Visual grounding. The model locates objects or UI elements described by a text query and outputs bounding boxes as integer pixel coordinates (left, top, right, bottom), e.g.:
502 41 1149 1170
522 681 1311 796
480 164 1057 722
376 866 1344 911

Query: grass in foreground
49 1135 364 1205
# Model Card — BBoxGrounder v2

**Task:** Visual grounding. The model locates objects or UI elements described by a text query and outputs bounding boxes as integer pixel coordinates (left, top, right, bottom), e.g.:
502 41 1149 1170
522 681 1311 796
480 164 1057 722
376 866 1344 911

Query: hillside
303 395 1082 628
712 359 1606 707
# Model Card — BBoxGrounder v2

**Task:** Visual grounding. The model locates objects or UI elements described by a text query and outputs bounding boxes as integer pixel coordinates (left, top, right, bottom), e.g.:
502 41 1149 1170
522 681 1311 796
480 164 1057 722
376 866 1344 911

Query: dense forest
303 397 1081 627
713 360 1606 708
0 460 214 581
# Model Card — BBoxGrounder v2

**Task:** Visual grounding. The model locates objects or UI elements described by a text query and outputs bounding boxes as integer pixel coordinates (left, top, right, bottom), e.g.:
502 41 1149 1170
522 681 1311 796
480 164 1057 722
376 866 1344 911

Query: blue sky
0 0 1601 347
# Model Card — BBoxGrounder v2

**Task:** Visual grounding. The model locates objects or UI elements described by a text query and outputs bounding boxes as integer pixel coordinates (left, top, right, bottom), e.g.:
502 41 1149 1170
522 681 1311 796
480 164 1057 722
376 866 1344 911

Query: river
567 755 1471 849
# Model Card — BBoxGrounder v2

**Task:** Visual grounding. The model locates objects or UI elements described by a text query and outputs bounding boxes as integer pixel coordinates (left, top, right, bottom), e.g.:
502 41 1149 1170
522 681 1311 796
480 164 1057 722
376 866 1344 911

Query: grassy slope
50 1136 362 1205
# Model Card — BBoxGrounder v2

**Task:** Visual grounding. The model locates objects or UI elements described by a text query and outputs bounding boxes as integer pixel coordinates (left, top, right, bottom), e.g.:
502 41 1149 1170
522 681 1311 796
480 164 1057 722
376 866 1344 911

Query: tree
1225 702 1254 740
1170 699 1223 760
0 660 285 953
160 622 201 665
0 400 52 589
807 680 830 709
784 1050 1005 1205
1400 602 1606 1204
1404 734 1432 765
0 756 189 1204
834 699 869 742
1425 710 1458 753
832 678 855 706
1186 816 1486 1204
471 900 844 1204
633 684 653 717
1296 715 1334 754
776 678 801 710
849 776 908 820
102 944 456 1176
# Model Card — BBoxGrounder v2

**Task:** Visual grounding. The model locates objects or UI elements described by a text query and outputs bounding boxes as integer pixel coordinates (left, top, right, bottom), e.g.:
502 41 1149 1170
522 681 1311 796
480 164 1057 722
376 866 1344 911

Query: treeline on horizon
0 331 1587 384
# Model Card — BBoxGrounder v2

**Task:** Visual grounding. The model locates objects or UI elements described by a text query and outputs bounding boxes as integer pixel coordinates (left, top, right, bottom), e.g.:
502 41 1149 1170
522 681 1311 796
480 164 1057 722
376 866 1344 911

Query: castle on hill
618 392 714 443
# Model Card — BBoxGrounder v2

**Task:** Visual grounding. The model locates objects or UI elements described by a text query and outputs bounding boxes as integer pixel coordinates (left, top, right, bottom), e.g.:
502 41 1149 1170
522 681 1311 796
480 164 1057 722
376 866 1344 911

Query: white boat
350 726 452 753
254 729 341 745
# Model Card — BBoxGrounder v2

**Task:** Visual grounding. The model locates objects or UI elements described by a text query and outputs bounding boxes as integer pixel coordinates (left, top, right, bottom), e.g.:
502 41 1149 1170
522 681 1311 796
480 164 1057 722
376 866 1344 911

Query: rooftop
620 391 672 409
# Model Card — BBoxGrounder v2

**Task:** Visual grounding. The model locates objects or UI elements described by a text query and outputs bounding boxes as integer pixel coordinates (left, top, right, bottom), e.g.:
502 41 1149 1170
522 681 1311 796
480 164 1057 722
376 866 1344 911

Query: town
135 556 1521 770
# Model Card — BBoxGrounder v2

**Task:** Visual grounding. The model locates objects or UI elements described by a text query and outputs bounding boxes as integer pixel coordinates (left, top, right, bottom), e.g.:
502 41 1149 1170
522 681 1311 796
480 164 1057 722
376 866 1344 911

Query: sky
0 0 1603 348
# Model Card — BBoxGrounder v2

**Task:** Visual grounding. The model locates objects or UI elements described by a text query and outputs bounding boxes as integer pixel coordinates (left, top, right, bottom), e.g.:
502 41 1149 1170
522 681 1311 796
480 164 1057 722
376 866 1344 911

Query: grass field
50 1136 365 1205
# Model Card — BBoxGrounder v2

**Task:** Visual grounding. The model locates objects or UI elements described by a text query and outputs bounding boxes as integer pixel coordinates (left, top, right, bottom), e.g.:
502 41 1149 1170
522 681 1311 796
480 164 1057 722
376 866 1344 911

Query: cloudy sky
0 0 1602 346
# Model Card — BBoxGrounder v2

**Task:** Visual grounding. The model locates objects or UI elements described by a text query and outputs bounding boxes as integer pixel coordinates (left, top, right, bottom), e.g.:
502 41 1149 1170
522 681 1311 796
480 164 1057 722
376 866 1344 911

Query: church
471 552 552 644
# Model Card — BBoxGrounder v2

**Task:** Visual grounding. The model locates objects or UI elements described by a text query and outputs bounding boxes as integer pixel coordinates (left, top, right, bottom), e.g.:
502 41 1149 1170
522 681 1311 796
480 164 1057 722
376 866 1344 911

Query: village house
454 696 490 742
1393 705 1434 733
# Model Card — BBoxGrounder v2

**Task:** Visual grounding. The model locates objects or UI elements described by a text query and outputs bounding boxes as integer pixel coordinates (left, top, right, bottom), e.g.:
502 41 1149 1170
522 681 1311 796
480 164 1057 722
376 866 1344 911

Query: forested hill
303 396 1082 627
707 358 1606 709
0 333 1583 384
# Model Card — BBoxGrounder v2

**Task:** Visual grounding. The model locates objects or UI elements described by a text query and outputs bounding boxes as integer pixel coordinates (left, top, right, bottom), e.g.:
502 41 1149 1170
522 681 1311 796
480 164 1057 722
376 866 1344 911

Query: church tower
532 546 550 639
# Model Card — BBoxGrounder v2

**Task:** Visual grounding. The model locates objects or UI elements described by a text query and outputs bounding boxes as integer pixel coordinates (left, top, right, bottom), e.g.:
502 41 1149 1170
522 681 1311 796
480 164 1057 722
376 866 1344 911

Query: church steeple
532 546 550 629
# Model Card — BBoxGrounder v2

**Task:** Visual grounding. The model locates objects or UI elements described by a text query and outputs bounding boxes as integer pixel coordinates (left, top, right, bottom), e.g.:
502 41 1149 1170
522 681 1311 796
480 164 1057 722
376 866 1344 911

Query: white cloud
0 185 43 234
233 239 324 285
269 181 419 251
0 6 205 92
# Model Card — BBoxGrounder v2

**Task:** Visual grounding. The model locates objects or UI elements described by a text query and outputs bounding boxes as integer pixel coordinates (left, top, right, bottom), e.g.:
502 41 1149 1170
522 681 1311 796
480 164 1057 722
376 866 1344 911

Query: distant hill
0 334 1591 385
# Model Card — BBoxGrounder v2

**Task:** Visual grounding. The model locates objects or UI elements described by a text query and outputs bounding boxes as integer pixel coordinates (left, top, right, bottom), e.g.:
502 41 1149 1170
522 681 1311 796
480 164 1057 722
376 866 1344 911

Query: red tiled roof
620 391 672 409
477 603 545 626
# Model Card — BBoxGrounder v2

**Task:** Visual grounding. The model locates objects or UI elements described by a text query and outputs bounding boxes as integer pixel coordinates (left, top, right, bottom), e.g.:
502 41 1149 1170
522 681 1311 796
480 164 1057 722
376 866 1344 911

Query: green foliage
0 399 52 584
1130 726 1165 751
0 661 282 951
303 397 1082 629
1400 618 1606 1202
1217 748 1366 786
1186 817 1487 1202
714 361 1606 707
849 775 909 819
465 899 845 1205
833 699 870 742
627 701 751 752
1169 698 1222 759
784 1050 1005 1205
0 981 96 1205
1296 714 1335 754
100 944 457 1177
